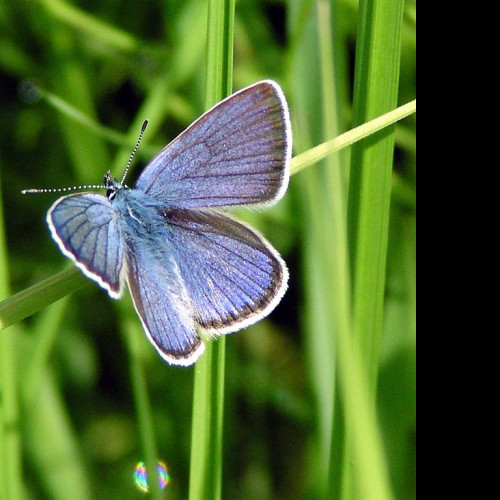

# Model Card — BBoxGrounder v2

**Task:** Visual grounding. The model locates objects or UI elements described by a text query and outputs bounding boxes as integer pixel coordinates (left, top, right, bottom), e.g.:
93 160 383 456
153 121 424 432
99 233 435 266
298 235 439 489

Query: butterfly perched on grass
25 81 292 366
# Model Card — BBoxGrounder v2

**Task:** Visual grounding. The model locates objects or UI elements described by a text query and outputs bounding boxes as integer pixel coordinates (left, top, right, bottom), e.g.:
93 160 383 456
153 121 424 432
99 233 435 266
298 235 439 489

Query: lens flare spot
134 461 170 493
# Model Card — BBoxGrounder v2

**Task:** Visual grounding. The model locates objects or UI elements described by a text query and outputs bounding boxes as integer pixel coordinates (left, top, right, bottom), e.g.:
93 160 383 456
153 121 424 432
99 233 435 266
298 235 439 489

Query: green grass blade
315 2 353 498
0 267 88 332
291 99 416 175
203 0 235 106
336 0 406 498
189 342 227 499
0 160 23 500
189 0 234 499
333 315 394 500
349 0 405 391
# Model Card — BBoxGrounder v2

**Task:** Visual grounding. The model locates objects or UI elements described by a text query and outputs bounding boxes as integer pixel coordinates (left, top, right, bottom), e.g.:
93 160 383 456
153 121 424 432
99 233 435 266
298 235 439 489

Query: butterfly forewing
134 81 291 209
47 193 125 298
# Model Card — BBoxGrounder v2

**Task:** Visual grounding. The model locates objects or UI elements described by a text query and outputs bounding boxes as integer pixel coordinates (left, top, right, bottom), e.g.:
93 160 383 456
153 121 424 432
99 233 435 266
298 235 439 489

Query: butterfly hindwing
162 208 288 334
47 193 125 298
125 239 205 365
134 81 291 209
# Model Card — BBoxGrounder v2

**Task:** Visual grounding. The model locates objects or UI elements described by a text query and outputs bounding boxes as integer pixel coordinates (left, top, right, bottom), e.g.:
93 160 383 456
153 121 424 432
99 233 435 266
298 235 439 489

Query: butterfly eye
106 187 117 200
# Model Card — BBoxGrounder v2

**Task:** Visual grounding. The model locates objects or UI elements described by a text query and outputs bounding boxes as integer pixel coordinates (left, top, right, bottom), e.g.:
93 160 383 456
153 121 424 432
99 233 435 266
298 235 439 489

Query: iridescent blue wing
47 193 125 298
162 208 288 334
134 81 291 208
126 242 205 365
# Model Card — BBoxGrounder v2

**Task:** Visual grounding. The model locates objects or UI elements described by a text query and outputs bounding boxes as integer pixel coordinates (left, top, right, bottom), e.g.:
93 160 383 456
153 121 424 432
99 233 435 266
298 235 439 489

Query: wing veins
141 89 285 195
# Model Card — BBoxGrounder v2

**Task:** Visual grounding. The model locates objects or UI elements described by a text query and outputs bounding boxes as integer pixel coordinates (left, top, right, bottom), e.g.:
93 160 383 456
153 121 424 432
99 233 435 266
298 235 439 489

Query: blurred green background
0 0 416 499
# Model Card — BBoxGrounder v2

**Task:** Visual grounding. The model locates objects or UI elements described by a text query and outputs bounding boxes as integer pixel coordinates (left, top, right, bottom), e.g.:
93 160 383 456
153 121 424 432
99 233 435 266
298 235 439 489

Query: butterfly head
104 170 123 200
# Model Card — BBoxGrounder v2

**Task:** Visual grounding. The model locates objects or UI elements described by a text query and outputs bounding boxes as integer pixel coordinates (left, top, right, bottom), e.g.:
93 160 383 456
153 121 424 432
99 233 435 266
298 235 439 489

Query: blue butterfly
36 81 291 366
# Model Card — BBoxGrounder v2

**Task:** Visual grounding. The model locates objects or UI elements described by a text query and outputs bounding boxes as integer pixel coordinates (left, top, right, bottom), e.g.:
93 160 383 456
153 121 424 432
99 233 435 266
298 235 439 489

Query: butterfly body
44 81 291 366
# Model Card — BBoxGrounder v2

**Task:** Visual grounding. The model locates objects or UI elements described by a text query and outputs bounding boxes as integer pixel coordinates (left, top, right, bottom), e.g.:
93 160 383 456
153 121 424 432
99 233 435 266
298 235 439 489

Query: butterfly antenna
22 120 150 195
121 119 149 184
22 184 106 195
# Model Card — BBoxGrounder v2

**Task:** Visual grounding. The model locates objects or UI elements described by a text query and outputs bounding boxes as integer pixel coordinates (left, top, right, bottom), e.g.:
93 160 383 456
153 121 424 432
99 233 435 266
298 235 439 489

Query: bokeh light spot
18 79 42 104
134 461 170 493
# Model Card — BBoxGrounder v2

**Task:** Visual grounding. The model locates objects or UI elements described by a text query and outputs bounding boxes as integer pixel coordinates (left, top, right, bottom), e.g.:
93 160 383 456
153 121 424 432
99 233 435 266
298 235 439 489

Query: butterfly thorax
109 185 169 243
100 169 165 247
